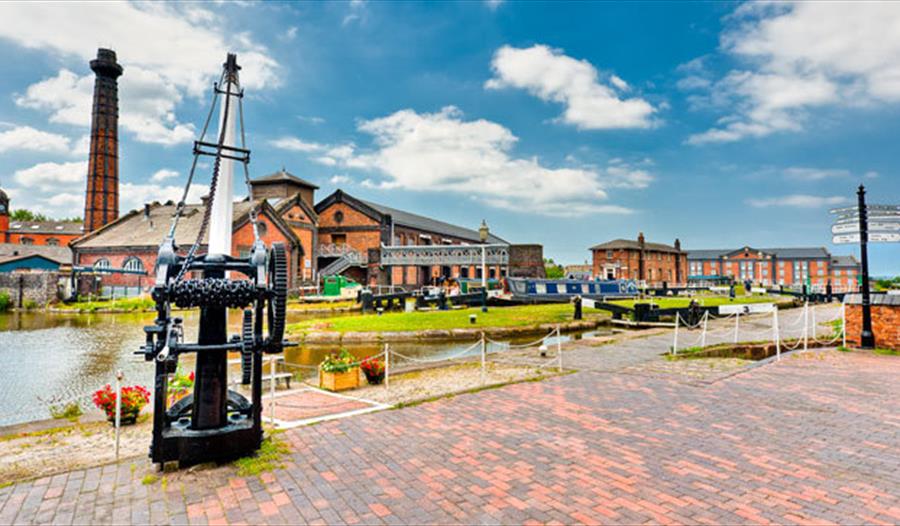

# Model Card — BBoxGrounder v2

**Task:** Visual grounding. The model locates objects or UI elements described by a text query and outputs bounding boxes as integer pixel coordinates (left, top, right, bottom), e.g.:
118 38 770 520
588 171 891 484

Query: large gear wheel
240 309 254 385
266 243 288 351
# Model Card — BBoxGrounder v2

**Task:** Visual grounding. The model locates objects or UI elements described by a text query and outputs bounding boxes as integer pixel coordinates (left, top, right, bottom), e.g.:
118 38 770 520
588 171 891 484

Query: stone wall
844 294 900 350
0 272 61 307
508 244 545 278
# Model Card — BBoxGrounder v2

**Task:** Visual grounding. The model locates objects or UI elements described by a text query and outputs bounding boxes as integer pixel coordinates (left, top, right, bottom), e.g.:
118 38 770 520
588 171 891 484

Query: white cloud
269 136 324 152
13 161 86 191
280 26 298 42
485 0 504 11
0 126 71 155
328 106 642 217
329 175 351 185
150 169 179 182
0 2 280 146
486 44 656 130
120 182 209 213
747 194 848 208
297 115 325 125
343 0 366 27
690 2 900 143
783 167 850 181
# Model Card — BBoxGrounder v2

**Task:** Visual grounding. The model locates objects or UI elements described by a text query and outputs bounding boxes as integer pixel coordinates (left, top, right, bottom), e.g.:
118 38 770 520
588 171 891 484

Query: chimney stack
674 238 681 252
83 48 123 233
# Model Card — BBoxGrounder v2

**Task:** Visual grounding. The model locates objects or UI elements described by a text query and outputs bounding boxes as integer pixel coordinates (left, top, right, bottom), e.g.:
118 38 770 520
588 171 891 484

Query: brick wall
845 302 900 350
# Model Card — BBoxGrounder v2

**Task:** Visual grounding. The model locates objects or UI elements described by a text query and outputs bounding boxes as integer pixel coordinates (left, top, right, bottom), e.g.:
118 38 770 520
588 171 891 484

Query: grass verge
55 296 155 313
233 432 291 477
609 294 785 310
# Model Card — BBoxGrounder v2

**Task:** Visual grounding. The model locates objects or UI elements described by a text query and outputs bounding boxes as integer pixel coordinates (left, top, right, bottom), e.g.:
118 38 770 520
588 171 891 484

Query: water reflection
0 310 609 426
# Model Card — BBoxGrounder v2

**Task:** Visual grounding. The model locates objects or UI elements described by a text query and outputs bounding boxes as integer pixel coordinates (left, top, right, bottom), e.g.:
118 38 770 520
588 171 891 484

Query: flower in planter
360 355 385 385
167 367 195 406
92 384 151 425
320 349 357 373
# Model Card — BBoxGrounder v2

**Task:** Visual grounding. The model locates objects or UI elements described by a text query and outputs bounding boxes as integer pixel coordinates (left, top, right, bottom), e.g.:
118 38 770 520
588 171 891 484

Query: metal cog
267 243 288 351
240 309 254 385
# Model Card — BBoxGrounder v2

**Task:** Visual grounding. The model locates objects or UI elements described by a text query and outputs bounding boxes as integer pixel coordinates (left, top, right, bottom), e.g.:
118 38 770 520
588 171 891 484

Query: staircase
319 250 365 277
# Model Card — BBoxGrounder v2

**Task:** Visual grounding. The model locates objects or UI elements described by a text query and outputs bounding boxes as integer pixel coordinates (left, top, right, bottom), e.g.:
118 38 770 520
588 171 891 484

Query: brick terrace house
590 233 687 287
686 246 860 291
70 199 301 290
0 188 83 247
314 190 508 288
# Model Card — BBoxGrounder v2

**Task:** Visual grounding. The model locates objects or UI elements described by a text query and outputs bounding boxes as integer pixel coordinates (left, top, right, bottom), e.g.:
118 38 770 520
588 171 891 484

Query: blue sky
0 1 898 273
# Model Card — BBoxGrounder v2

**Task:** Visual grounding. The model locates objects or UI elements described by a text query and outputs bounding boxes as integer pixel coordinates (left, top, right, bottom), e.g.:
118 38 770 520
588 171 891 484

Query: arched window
93 258 111 270
46 238 59 246
20 237 34 245
123 257 145 273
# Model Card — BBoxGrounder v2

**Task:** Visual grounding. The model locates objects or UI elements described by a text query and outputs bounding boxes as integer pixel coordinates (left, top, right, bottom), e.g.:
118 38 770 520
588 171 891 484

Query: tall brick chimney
83 48 123 233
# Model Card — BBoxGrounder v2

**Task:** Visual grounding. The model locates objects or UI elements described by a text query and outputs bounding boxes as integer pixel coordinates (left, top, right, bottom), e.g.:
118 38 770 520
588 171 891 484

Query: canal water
0 310 609 426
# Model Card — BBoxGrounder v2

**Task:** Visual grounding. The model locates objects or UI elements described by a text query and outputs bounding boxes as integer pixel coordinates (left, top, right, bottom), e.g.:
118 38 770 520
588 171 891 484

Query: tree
9 209 80 222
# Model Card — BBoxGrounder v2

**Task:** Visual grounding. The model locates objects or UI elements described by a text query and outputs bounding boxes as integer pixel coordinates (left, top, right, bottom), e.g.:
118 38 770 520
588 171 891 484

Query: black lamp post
479 220 489 313
857 185 875 349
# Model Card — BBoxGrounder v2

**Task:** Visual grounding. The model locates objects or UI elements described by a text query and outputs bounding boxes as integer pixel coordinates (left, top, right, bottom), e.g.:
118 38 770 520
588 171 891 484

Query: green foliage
288 303 590 334
22 299 38 310
59 296 155 313
141 474 159 485
320 349 356 373
544 264 565 279
829 319 844 338
733 284 746 296
873 348 900 356
611 294 780 310
874 276 900 291
837 346 853 352
234 433 290 477
49 402 83 421
9 209 80 222
0 291 10 312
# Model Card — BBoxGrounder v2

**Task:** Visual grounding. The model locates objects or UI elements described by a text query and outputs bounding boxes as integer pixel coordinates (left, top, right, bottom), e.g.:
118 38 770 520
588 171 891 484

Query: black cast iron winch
137 53 290 468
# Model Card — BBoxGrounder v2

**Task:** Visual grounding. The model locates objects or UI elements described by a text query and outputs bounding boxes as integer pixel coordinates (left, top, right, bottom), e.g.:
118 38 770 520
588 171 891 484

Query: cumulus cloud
317 106 644 216
120 182 210 214
783 167 850 181
0 2 280 145
747 194 848 208
486 44 656 130
329 174 351 185
0 126 72 155
150 169 179 182
269 136 324 152
13 161 86 191
688 2 900 143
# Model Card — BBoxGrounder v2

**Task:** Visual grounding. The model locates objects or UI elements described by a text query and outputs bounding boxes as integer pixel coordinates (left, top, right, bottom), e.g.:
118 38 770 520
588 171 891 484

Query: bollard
673 312 680 355
114 370 123 461
700 311 708 348
573 296 582 321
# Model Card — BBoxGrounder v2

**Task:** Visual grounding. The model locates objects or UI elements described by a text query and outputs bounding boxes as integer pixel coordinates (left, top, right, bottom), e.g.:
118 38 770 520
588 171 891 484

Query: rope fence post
841 302 847 349
803 301 809 352
811 303 817 340
773 309 781 360
672 312 679 355
734 312 740 344
269 355 276 423
700 311 708 348
114 370 123 462
384 343 390 389
480 333 486 384
556 325 563 372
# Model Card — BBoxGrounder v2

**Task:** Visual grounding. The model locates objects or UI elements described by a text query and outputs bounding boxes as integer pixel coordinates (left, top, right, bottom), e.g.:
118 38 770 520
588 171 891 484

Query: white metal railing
380 243 509 266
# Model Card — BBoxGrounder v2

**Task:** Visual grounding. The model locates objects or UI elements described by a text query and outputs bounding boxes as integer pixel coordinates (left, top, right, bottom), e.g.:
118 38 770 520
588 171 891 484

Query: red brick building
314 190 508 287
0 188 84 247
71 199 301 290
687 246 860 291
590 233 687 286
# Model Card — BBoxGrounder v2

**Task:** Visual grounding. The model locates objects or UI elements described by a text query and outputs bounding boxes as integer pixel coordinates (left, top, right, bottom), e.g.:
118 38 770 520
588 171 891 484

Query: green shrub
22 299 38 310
49 402 83 421
0 291 10 312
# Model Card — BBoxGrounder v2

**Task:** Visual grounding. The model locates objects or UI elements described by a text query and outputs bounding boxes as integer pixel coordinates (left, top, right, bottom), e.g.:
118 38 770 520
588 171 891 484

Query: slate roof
7 221 83 236
72 199 297 249
0 243 72 264
831 255 859 268
254 169 319 190
359 198 508 244
844 293 900 305
687 247 831 260
590 239 682 253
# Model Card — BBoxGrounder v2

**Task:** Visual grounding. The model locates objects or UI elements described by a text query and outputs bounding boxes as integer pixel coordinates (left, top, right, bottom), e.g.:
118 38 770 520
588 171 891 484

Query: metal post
384 344 390 388
269 355 276 423
811 302 817 341
480 333 486 384
556 326 563 372
858 185 875 348
734 312 740 344
673 311 679 355
842 301 847 349
114 371 123 461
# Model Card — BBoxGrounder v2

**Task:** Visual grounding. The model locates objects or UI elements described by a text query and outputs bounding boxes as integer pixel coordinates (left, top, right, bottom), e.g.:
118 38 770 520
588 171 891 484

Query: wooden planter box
320 367 360 392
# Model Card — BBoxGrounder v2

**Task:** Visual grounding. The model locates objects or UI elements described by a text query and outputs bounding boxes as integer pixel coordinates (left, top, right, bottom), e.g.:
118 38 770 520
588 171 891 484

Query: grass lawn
286 300 356 311
286 303 597 334
54 296 155 313
608 295 786 310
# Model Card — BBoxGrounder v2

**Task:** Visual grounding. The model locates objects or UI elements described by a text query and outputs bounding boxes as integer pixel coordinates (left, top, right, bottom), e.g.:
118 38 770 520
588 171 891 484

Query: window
606 250 613 260
94 258 111 270
332 234 346 246
123 257 145 273
46 238 59 246
334 211 344 224
20 237 34 245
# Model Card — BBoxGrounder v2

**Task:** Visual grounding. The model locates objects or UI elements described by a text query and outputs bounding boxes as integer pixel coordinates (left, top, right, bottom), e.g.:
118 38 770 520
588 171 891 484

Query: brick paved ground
3 342 897 525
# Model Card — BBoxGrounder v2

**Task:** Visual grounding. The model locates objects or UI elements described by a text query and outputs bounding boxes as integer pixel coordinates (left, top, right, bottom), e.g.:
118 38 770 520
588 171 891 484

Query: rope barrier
484 328 557 348
389 341 481 364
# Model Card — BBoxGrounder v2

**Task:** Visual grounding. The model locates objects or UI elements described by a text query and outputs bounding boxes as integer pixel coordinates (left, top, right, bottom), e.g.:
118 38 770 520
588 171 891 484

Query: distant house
0 188 84 247
590 233 687 286
0 243 72 273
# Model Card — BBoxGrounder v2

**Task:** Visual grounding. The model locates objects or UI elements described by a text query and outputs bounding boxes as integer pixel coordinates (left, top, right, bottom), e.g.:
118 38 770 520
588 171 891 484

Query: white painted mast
208 54 240 257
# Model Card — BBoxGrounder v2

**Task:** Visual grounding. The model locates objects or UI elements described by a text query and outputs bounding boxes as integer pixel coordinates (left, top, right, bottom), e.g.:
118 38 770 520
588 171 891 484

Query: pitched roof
687 247 831 260
590 239 681 253
253 169 319 190
72 199 298 249
359 199 508 244
831 255 859 267
0 243 72 264
7 221 83 236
